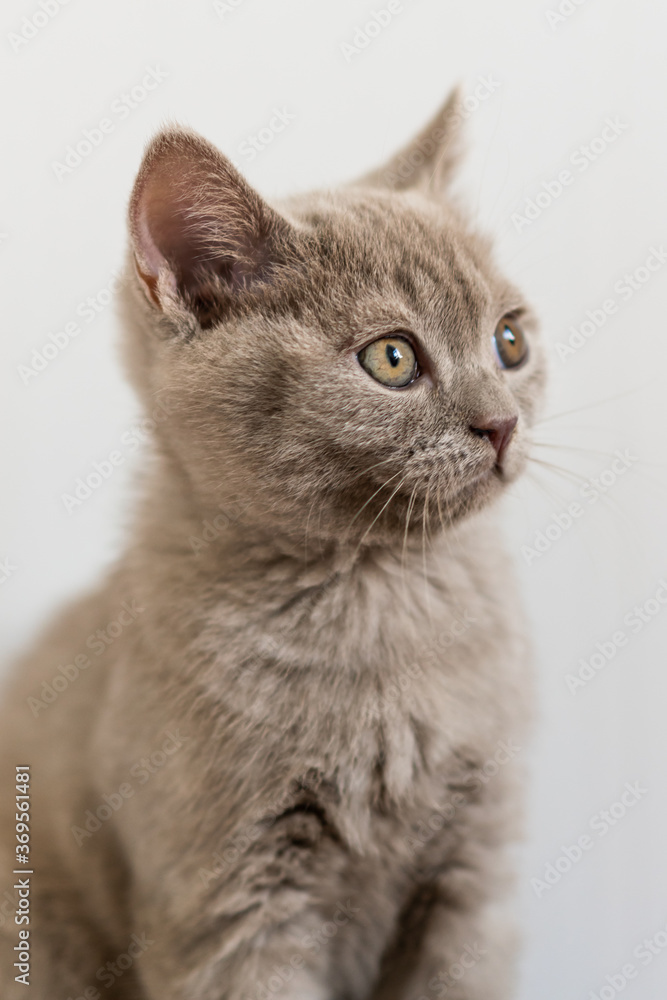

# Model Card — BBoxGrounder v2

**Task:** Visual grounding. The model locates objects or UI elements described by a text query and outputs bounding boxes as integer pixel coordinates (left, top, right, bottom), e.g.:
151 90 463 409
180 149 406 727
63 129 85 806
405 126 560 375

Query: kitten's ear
357 88 463 198
129 127 289 327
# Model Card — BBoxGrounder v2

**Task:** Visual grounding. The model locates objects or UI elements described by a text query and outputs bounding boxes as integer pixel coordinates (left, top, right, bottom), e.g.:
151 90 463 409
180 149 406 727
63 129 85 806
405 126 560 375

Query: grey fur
0 90 546 999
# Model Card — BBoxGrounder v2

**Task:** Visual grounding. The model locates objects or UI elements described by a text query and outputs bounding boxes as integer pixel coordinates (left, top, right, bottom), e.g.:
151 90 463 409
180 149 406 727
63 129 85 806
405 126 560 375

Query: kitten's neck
126 445 491 590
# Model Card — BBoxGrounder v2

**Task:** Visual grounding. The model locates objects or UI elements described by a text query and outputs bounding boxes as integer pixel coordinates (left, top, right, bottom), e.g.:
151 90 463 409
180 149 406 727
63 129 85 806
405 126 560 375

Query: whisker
535 380 656 426
346 469 405 531
523 468 569 510
435 481 447 536
353 475 409 558
421 479 432 621
527 458 649 538
400 484 419 598
344 454 400 484
531 439 667 475
530 439 617 461
528 456 589 488
303 496 318 564
522 467 647 572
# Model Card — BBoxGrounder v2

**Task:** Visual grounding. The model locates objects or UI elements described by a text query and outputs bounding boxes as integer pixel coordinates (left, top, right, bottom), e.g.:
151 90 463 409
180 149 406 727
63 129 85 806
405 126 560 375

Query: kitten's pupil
386 344 401 368
503 326 516 345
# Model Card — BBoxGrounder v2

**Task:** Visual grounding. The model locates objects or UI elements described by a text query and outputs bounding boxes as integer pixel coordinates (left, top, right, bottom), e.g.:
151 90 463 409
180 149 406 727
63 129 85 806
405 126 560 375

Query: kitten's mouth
448 454 517 508
423 465 494 517
467 463 498 492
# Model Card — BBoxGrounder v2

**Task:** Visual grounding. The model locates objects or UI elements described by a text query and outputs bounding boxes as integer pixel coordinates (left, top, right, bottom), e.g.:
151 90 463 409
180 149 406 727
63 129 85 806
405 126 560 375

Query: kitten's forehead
280 188 515 353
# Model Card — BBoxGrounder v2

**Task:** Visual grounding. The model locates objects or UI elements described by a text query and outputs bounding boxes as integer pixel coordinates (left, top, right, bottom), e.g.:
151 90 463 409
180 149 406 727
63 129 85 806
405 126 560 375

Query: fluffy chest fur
97 514 529 869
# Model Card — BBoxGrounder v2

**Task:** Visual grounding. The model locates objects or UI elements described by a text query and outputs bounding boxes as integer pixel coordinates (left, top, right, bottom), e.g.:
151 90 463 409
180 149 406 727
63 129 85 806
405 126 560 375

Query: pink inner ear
135 199 168 281
134 160 218 291
132 195 172 306
129 130 277 316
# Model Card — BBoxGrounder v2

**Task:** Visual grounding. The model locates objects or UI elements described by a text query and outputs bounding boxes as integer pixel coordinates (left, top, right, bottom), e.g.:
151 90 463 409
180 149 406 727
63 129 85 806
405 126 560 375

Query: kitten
0 89 546 999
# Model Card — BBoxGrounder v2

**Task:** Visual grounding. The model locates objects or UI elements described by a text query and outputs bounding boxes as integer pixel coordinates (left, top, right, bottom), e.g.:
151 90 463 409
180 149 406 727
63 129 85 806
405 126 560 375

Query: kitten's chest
281 609 524 859
199 530 528 850
313 557 526 846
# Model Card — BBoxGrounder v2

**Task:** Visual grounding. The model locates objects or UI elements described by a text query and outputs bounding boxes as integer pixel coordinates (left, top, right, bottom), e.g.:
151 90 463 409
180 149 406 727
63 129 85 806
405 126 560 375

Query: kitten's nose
470 415 518 466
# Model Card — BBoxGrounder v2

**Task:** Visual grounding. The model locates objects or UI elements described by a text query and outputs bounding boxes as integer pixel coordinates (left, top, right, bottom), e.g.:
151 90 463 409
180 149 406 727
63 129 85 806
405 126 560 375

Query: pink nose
470 415 518 465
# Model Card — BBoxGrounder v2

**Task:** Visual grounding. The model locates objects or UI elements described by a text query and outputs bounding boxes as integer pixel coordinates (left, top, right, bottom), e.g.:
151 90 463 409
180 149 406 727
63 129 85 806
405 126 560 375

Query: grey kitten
0 89 546 999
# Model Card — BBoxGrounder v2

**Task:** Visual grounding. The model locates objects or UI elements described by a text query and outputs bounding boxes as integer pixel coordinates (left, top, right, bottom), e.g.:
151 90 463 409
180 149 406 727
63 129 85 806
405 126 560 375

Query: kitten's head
122 90 546 548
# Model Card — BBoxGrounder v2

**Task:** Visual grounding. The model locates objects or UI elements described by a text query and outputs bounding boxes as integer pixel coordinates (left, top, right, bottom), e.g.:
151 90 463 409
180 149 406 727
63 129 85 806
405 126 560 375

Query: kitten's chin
444 455 524 522
450 470 499 517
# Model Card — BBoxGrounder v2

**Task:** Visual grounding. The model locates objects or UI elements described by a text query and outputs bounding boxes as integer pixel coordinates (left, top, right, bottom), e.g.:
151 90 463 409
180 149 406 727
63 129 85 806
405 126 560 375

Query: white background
1 1 666 996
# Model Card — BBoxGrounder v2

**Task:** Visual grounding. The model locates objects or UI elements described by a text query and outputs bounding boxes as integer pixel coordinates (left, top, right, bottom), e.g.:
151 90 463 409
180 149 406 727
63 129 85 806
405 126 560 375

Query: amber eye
493 317 528 369
358 336 418 388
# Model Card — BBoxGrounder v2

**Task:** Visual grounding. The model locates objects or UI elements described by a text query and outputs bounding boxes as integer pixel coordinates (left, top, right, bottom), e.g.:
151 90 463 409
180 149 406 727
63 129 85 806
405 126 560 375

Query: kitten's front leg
133 804 388 1000
140 894 373 1000
371 789 520 1000
174 920 332 1000
372 887 516 1000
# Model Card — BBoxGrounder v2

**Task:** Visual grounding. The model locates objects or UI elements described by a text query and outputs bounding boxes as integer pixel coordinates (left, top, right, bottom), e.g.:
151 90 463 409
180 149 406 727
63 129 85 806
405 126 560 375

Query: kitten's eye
358 336 418 388
493 317 528 370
